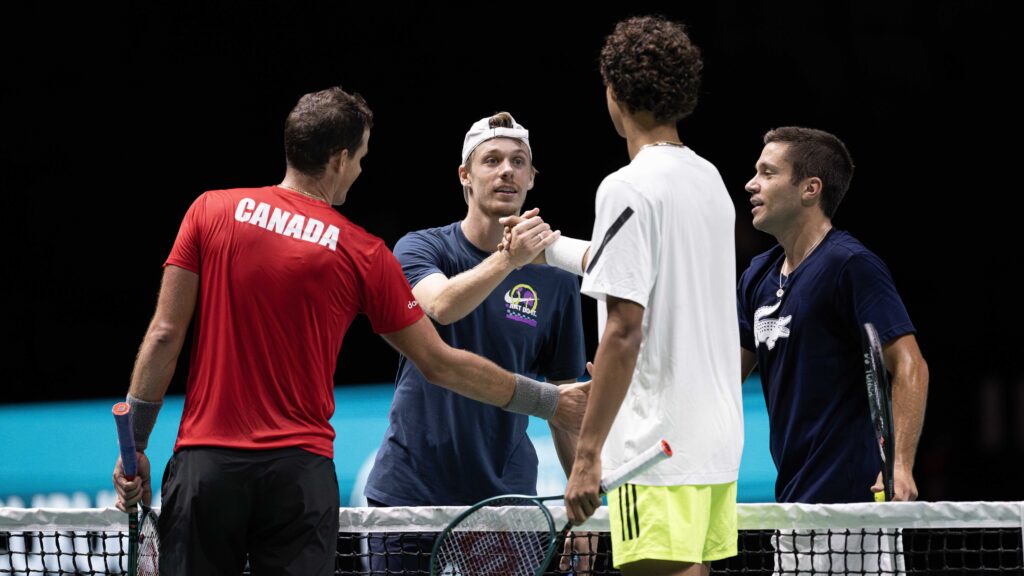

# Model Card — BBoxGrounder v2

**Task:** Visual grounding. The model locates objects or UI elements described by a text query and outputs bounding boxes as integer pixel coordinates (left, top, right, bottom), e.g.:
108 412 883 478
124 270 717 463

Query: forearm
128 265 198 402
543 236 591 276
549 379 580 476
418 340 517 407
427 252 515 324
128 323 187 402
892 361 928 469
575 333 640 461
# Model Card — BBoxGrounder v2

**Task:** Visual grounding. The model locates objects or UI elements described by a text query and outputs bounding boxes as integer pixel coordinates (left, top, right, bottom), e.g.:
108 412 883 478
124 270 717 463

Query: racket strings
137 509 160 576
435 498 554 575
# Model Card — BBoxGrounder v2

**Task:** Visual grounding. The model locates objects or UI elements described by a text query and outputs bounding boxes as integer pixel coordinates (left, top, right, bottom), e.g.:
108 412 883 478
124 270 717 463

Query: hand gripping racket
429 439 672 576
113 402 160 575
861 323 895 502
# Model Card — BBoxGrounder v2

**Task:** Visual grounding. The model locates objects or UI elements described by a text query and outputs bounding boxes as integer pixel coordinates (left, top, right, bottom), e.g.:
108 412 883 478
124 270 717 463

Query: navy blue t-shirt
365 222 586 506
737 229 915 503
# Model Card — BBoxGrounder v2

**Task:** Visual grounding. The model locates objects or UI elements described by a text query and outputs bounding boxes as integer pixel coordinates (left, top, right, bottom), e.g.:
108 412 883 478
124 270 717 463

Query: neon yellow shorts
607 482 737 567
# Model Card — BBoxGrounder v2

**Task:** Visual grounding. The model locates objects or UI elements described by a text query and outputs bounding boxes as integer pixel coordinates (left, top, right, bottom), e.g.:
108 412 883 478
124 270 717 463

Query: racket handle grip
600 439 673 493
113 402 138 480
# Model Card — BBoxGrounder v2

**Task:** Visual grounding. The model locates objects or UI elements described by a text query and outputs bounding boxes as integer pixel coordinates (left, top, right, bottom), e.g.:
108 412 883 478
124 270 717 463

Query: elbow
430 309 456 326
604 324 643 355
416 358 440 382
422 301 456 326
417 358 451 385
146 320 187 348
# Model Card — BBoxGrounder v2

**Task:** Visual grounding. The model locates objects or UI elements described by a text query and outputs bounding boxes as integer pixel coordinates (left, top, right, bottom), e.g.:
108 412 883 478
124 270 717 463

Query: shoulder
741 244 782 276
823 230 888 270
395 222 460 253
737 244 782 296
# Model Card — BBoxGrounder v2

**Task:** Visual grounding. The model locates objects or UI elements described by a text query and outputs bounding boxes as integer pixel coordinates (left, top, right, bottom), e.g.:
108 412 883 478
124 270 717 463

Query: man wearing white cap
364 112 588 572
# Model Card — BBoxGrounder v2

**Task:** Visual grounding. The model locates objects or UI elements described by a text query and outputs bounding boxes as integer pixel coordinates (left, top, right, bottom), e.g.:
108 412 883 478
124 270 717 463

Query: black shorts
159 446 339 576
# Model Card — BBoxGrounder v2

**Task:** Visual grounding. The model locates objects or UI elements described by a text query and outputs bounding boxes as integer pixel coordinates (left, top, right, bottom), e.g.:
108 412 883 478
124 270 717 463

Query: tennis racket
861 323 895 502
115 402 161 575
429 439 673 576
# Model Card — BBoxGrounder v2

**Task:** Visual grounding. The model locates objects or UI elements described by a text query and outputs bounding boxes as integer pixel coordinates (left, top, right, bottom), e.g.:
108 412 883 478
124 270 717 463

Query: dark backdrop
5 2 1017 500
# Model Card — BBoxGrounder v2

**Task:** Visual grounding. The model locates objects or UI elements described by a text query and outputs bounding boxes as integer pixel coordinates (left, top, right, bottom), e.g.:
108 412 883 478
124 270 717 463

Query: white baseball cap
461 113 532 165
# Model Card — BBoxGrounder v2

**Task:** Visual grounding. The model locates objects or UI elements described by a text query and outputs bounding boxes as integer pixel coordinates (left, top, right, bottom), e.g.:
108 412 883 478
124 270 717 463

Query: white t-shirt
581 145 743 485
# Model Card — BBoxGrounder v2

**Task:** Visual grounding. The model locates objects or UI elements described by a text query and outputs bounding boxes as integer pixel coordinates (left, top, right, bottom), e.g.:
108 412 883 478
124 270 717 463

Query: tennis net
2 501 1021 574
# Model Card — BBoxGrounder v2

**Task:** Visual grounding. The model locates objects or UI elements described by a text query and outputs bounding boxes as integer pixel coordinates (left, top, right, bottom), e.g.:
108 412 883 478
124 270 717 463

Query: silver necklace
777 227 831 298
640 140 684 151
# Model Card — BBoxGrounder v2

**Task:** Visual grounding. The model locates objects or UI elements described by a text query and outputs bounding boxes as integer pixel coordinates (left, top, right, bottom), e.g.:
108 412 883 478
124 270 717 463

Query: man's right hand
550 381 590 434
113 452 152 512
499 209 557 266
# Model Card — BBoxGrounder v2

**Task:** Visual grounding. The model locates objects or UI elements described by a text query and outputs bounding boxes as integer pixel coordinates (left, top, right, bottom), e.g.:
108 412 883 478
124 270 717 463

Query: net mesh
2 501 1021 575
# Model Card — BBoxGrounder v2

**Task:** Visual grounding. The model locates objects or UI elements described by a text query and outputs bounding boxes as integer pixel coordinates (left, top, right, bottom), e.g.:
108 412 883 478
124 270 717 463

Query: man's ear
801 176 823 205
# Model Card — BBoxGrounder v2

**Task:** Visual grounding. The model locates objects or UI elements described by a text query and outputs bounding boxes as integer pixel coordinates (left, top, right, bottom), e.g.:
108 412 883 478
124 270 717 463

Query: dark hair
599 15 703 122
764 127 855 218
284 87 373 177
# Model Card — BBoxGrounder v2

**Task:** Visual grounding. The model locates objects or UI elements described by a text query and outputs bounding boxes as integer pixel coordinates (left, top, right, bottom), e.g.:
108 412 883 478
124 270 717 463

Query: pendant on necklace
776 287 785 298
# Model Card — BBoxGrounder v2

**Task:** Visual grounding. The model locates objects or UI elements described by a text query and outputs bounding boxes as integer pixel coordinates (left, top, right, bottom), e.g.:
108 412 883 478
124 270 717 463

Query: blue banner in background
0 379 775 507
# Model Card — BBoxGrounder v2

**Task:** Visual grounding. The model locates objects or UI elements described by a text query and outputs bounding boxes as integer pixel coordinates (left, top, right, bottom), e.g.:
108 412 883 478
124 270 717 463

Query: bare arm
883 333 929 501
416 211 558 325
381 316 589 433
548 377 583 477
129 265 199 401
114 264 198 511
741 347 757 382
565 296 644 524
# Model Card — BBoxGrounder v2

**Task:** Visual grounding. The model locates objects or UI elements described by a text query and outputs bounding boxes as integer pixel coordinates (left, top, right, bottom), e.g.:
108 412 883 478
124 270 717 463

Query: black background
5 2 1018 500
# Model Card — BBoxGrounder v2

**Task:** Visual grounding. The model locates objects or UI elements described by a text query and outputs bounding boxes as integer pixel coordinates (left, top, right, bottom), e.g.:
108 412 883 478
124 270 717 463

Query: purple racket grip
113 402 138 479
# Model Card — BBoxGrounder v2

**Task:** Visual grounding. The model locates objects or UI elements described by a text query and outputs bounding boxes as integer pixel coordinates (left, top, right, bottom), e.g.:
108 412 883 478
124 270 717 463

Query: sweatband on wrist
544 236 589 276
505 374 560 420
126 394 163 451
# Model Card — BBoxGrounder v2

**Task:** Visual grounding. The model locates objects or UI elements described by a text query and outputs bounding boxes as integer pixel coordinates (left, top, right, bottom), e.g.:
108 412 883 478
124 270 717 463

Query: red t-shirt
166 186 422 458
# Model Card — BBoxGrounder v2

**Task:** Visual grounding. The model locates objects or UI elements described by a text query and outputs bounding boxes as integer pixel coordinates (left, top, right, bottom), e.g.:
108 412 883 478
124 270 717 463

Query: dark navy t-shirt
737 230 915 503
365 222 586 506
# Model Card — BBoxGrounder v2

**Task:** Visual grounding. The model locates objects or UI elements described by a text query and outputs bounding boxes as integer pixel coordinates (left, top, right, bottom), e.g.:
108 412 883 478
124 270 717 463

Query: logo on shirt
408 300 418 309
234 198 340 251
504 284 539 327
754 300 791 350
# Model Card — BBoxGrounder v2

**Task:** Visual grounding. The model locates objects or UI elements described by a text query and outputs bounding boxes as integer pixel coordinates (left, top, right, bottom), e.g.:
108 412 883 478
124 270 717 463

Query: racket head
861 322 895 501
430 495 558 576
136 505 160 576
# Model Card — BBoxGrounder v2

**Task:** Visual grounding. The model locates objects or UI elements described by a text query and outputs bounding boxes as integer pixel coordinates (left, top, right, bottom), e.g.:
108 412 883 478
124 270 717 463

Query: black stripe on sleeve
585 207 634 275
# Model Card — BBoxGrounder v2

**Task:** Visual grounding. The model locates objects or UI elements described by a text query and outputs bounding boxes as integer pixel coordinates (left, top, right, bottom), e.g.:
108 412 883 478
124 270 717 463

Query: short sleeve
165 193 206 274
394 230 448 288
581 178 658 307
362 243 425 334
838 252 915 345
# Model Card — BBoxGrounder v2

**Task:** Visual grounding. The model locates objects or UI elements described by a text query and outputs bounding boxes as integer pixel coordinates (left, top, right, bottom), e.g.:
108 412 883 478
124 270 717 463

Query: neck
460 208 509 253
280 170 333 204
622 114 682 160
779 219 833 275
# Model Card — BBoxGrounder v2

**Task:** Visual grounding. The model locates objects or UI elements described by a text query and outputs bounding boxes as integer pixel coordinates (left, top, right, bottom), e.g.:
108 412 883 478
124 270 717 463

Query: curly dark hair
764 127 855 219
284 86 373 177
599 15 703 122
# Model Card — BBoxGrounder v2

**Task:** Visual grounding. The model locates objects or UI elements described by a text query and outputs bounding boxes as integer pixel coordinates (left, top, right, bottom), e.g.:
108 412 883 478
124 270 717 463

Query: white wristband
544 236 589 276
